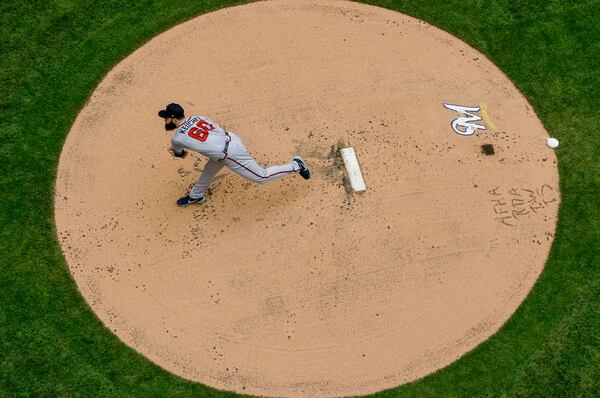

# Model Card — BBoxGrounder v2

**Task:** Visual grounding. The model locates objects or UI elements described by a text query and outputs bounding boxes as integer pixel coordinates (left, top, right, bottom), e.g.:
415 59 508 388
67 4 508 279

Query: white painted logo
443 103 487 136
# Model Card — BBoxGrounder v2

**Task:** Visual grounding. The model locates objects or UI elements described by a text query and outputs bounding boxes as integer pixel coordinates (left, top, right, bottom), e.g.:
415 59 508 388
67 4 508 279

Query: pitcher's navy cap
158 103 185 119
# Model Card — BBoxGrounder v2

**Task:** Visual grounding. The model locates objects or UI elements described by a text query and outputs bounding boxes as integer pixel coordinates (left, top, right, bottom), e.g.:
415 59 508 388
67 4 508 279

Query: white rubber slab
340 147 366 192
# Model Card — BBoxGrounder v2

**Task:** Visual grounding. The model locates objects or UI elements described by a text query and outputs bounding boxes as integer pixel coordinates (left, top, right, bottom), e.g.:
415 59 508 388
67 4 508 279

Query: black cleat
293 156 311 180
176 195 206 207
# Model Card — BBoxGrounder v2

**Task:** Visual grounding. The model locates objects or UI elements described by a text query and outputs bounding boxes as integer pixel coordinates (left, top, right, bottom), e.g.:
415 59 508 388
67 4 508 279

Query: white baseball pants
189 134 299 199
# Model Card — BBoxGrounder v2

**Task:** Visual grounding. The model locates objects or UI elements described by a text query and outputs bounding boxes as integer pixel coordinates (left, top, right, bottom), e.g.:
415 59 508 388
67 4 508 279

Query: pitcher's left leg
223 135 310 184
224 153 298 184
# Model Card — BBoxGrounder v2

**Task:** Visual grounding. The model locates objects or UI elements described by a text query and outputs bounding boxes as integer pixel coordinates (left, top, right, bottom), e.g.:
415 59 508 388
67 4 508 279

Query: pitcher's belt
222 132 231 160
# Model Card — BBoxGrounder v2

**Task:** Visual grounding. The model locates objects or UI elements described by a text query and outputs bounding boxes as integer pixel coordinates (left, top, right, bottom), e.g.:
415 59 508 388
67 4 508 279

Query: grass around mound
1 0 598 396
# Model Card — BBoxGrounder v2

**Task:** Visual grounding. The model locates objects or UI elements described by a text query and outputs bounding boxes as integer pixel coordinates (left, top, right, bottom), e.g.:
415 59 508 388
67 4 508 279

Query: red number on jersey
188 120 215 142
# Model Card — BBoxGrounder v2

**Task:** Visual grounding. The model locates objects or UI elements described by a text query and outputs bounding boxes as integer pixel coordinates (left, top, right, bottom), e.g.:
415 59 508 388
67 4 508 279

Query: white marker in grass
340 147 366 192
547 137 559 148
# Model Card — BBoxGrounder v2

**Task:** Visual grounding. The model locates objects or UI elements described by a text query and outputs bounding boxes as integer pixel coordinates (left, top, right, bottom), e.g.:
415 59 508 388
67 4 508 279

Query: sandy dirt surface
54 1 560 396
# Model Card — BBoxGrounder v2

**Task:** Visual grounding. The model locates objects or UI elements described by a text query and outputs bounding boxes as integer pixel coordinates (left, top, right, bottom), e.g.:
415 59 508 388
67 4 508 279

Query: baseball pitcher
158 103 311 206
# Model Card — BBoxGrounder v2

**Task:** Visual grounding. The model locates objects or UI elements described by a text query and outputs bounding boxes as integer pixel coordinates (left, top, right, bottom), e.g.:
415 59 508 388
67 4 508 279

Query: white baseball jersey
171 115 229 160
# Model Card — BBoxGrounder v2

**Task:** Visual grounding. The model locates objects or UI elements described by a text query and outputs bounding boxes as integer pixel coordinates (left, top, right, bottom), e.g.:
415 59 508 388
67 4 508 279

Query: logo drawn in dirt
444 103 493 136
488 184 558 227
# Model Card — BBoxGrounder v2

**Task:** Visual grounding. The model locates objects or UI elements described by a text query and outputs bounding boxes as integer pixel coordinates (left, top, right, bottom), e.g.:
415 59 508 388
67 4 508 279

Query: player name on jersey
177 116 202 134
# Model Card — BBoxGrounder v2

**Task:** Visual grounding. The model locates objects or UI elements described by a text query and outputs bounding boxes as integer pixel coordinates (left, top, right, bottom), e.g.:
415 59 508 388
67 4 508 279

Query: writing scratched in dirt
488 184 558 227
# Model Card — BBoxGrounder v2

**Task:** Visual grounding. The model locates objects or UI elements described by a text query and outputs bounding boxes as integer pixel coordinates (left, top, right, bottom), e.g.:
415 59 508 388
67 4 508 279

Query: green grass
1 0 598 396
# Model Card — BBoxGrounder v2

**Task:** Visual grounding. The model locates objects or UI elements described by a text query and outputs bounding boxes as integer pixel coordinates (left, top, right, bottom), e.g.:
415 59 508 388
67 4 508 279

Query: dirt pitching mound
55 1 559 397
